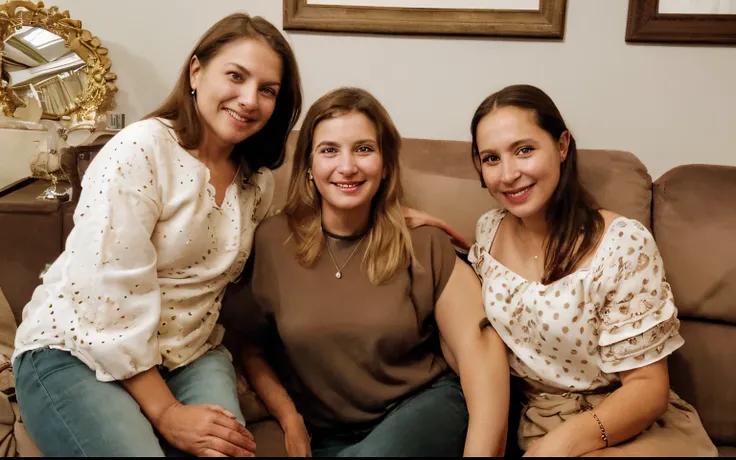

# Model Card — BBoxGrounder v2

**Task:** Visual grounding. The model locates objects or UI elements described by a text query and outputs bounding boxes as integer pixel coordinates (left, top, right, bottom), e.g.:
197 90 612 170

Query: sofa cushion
236 367 270 424
269 134 297 215
278 135 652 243
669 319 736 446
249 419 287 457
400 139 652 240
0 288 15 359
401 138 475 181
652 164 736 323
13 418 42 457
576 149 652 229
402 169 496 245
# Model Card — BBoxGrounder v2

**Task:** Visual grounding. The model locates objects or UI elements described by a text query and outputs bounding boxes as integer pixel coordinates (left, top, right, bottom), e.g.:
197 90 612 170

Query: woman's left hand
402 206 471 250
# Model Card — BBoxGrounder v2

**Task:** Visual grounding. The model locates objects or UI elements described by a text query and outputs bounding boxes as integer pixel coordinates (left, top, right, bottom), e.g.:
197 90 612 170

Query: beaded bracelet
587 410 609 448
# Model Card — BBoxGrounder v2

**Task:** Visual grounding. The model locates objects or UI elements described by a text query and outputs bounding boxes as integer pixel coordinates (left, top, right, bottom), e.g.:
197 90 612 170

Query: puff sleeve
593 220 685 374
56 124 164 381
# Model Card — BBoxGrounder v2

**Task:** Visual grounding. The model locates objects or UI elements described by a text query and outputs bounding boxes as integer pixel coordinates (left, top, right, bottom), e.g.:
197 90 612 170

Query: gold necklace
515 226 543 262
324 234 366 279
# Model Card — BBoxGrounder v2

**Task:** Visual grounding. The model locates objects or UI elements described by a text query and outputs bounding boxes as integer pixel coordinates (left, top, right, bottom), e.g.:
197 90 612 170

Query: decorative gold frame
283 0 568 39
0 1 117 121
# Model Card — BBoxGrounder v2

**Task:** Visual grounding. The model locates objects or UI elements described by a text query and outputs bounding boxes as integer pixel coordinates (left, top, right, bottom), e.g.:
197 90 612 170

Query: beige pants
518 388 718 457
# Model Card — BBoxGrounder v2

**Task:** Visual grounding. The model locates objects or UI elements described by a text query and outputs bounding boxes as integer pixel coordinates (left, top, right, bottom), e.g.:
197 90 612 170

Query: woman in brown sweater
238 88 510 456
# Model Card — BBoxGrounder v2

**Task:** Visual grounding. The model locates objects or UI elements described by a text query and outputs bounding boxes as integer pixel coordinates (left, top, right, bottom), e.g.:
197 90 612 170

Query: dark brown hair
284 87 414 284
147 13 302 177
470 84 604 284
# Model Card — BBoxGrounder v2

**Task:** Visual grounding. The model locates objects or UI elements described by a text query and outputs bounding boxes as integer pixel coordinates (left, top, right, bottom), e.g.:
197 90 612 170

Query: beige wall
23 0 736 178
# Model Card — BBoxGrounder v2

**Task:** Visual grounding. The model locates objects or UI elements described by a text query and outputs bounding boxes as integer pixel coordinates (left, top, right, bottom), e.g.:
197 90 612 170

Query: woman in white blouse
11 13 301 457
467 84 717 456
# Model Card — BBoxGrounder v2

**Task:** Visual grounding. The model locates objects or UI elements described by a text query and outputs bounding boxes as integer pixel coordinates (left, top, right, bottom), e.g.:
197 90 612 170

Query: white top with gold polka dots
13 118 274 382
469 208 684 392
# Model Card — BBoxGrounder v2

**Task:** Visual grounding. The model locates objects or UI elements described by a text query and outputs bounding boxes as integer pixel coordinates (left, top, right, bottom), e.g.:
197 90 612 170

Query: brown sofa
1 135 734 457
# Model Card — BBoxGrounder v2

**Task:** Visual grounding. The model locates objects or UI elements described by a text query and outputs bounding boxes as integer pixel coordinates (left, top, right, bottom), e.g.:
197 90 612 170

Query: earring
307 169 314 181
191 89 196 97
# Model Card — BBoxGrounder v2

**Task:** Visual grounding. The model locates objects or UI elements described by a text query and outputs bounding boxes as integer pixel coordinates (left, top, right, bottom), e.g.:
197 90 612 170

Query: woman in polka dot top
468 84 716 457
11 13 301 457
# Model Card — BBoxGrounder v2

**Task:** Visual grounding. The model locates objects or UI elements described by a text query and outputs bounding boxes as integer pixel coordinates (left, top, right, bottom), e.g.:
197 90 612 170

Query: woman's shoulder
478 207 507 223
246 167 275 224
594 210 660 276
409 225 458 275
112 118 174 143
409 224 454 249
97 118 175 161
474 208 507 248
598 209 653 245
254 212 289 245
250 166 274 187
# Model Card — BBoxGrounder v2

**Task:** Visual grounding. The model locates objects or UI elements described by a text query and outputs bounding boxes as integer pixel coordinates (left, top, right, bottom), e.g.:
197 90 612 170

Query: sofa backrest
398 138 653 242
272 134 654 242
652 164 736 446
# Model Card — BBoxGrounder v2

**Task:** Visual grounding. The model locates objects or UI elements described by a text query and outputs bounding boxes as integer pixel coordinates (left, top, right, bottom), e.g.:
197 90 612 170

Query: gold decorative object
0 1 117 125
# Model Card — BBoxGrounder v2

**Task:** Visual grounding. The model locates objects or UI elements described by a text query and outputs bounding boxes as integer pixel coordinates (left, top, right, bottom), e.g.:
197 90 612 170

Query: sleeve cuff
598 317 684 374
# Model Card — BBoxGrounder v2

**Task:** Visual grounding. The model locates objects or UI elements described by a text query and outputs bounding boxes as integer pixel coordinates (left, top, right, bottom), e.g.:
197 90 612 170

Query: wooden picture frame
626 0 736 44
283 0 567 39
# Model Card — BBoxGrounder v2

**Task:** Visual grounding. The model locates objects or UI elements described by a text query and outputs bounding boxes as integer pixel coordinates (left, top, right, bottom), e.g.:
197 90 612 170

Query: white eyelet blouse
469 209 684 392
12 118 274 382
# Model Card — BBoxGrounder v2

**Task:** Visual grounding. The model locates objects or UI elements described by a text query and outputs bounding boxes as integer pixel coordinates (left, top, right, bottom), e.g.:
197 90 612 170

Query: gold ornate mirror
0 1 117 125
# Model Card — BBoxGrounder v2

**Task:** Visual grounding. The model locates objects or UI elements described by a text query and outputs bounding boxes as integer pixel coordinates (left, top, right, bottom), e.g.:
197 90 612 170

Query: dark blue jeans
13 346 245 456
310 373 469 457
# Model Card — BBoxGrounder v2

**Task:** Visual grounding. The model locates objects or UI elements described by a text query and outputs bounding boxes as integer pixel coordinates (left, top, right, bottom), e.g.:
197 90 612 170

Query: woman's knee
345 377 468 456
167 347 245 424
14 349 164 456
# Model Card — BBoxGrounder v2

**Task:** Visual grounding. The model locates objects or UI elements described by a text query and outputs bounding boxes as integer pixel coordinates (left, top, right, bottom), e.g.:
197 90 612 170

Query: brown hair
470 84 604 285
284 87 414 284
146 13 302 178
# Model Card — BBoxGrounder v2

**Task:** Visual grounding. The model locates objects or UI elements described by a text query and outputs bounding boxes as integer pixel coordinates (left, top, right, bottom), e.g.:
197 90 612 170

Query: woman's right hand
155 402 257 457
281 413 312 457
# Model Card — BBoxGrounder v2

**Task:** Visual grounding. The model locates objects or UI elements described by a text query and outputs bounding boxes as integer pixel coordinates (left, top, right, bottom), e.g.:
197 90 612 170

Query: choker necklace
324 232 367 279
322 227 369 241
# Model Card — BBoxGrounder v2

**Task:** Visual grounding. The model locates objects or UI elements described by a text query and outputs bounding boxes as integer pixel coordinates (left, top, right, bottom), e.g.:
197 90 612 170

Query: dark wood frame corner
283 0 568 39
626 0 736 44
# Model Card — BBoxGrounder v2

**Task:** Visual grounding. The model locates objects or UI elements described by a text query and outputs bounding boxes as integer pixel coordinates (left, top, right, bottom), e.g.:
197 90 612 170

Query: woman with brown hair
236 87 510 457
12 13 301 456
468 84 717 456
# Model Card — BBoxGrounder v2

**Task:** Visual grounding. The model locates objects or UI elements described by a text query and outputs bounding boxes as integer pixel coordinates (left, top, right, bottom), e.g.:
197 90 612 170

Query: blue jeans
310 373 469 457
13 346 245 457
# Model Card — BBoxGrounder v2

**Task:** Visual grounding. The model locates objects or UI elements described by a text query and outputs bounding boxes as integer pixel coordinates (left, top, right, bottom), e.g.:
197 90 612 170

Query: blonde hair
284 87 414 284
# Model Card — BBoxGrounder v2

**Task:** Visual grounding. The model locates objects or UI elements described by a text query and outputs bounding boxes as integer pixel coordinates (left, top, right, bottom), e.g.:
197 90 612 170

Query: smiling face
310 110 384 230
475 105 569 220
189 37 282 151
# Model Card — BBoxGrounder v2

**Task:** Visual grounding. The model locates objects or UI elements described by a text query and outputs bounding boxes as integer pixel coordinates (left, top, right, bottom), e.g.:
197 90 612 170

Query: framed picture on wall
626 0 736 44
283 0 568 39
